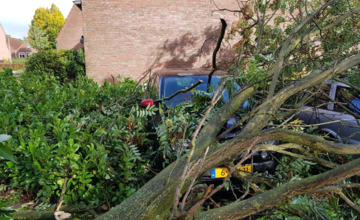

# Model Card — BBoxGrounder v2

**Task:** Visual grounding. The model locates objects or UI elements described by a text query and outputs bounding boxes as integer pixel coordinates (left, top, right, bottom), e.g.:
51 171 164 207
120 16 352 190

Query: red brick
82 0 240 81
57 5 84 50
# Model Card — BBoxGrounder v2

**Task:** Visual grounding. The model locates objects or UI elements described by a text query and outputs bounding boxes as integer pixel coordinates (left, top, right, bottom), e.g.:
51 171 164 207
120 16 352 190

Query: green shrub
65 49 85 80
347 69 360 88
1 68 13 77
25 49 85 82
0 199 14 220
11 58 27 64
0 73 157 207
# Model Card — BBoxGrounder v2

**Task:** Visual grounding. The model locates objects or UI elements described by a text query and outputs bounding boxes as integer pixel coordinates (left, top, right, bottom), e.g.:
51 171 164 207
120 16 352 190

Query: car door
297 81 360 144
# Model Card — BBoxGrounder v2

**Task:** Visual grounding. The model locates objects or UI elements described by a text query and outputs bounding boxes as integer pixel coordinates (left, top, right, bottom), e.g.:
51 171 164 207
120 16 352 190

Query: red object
140 99 154 107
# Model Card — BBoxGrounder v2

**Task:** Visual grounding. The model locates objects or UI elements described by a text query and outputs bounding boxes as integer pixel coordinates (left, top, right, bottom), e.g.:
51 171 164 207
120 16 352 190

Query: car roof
154 68 228 77
326 79 350 88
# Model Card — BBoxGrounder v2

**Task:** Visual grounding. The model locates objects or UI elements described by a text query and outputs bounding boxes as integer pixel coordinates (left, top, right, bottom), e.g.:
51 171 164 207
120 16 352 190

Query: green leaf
0 144 15 162
0 134 11 142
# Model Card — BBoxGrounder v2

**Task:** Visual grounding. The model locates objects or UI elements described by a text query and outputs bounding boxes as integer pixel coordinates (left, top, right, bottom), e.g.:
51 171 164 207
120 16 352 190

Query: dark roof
73 0 82 10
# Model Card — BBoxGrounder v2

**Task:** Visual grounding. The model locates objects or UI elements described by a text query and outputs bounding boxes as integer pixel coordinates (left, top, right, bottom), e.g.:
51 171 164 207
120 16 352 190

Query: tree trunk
13 211 55 220
195 157 360 219
97 88 255 220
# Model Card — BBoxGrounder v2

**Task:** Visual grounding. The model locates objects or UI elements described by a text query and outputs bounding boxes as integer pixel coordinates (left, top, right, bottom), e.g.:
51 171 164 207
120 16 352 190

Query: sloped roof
16 37 36 53
8 37 22 52
56 4 83 50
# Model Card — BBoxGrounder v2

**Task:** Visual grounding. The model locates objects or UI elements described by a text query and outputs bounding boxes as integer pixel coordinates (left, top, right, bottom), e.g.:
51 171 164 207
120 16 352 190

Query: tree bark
97 88 255 220
195 157 360 220
13 211 55 220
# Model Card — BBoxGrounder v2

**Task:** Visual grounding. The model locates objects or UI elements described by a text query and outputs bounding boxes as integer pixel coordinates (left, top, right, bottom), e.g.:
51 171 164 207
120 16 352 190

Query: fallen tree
98 0 360 219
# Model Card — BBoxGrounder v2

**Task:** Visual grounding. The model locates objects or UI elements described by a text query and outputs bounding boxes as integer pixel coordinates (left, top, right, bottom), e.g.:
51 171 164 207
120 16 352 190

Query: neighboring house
8 37 22 58
0 23 10 62
56 3 84 50
15 38 36 58
78 0 240 83
8 37 35 59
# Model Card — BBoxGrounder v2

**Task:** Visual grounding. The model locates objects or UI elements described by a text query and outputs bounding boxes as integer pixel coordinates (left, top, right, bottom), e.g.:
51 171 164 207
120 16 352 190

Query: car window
160 75 246 107
349 97 360 114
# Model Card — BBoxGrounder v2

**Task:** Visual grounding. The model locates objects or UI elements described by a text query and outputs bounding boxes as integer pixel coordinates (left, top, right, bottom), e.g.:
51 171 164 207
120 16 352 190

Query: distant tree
28 25 49 50
28 4 65 49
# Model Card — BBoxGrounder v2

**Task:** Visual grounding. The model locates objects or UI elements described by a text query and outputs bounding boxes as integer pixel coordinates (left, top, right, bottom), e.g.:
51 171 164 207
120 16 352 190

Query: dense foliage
0 71 160 208
25 49 86 82
3 0 360 218
28 4 65 50
28 25 49 51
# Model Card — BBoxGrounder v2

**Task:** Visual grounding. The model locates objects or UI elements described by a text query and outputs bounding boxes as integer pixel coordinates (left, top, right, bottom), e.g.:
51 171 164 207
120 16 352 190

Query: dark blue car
148 69 278 181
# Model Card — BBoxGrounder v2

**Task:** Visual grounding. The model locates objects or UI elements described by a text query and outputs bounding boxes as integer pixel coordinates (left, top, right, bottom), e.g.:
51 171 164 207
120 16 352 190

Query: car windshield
160 75 248 108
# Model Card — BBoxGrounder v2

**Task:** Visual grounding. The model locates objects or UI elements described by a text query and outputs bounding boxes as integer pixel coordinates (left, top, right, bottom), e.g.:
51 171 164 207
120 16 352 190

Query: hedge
0 63 25 71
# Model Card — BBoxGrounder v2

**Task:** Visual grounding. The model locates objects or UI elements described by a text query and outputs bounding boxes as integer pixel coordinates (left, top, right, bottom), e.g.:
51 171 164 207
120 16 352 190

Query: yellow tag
237 165 252 173
215 168 229 178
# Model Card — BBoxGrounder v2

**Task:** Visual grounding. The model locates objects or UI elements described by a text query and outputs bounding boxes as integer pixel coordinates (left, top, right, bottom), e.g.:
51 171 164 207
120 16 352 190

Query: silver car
296 80 360 144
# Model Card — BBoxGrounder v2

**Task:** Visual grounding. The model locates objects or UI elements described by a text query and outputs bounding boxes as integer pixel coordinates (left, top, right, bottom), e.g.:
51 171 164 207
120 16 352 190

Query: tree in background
28 25 49 51
28 4 65 50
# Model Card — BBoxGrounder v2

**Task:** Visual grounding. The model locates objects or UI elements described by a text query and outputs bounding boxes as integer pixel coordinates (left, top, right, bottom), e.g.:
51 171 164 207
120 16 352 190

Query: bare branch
169 81 226 219
196 157 360 220
208 19 227 90
312 186 360 214
154 80 202 103
337 191 360 214
267 0 334 99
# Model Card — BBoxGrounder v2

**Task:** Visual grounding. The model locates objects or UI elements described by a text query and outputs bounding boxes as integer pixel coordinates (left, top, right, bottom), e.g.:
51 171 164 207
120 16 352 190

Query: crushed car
141 68 278 184
296 79 360 144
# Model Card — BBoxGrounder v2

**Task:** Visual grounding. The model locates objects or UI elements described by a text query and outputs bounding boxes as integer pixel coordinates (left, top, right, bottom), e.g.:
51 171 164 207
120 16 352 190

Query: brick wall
0 24 10 61
56 5 84 50
82 0 240 83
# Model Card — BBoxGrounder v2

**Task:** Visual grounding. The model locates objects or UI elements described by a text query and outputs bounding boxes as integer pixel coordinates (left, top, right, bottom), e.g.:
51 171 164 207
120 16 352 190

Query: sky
0 0 74 39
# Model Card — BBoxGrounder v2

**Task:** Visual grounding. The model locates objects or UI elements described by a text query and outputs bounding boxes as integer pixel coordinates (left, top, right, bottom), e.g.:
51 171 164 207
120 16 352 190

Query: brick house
0 23 10 62
69 0 241 83
15 38 36 58
56 3 84 50
8 38 22 58
7 37 35 59
0 25 34 61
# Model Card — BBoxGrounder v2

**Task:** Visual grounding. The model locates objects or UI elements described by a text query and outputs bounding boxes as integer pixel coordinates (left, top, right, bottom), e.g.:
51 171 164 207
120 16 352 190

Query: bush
25 49 85 82
11 58 27 64
0 73 158 207
0 63 25 71
66 49 85 80
1 68 13 77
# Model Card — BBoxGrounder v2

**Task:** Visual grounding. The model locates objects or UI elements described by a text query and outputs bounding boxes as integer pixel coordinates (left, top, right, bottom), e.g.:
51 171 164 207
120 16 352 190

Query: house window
19 52 30 58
